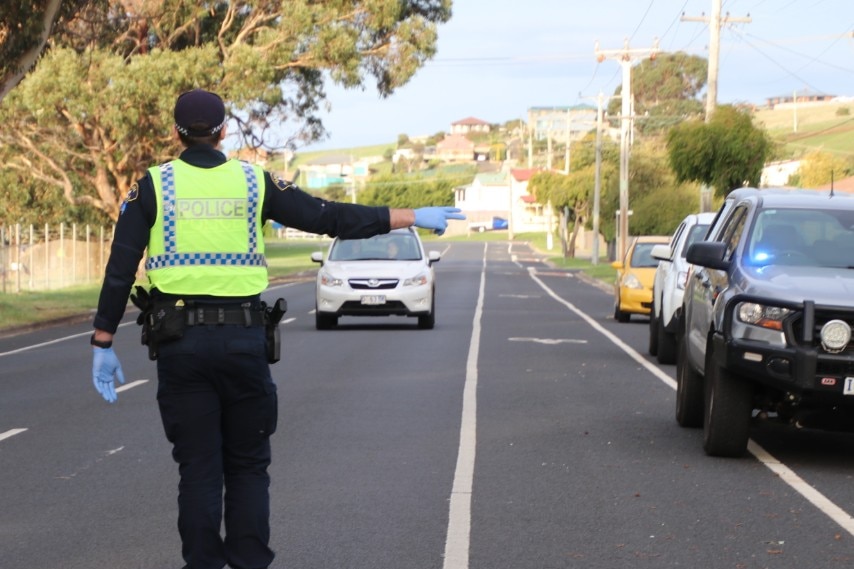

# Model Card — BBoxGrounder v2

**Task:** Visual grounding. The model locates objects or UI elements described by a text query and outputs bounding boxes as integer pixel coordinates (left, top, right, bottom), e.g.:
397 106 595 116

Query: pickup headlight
732 301 791 345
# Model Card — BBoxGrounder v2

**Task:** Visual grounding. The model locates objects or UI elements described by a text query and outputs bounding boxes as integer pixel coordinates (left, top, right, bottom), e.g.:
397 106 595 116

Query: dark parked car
677 188 854 457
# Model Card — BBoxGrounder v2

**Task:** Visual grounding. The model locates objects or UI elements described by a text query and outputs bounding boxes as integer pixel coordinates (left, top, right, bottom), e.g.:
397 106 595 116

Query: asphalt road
2 241 854 569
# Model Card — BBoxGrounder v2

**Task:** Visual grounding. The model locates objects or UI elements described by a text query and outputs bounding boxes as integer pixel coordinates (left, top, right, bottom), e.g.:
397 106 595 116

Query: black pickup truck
676 188 854 457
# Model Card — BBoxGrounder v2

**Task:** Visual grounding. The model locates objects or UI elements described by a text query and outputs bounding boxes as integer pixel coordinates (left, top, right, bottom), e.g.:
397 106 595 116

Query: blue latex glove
414 207 467 236
92 347 126 403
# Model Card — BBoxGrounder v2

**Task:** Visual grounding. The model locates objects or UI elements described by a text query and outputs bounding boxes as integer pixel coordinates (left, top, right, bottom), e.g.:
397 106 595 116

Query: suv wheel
703 340 753 457
648 300 659 356
418 290 436 329
675 338 704 428
656 317 677 364
315 310 338 330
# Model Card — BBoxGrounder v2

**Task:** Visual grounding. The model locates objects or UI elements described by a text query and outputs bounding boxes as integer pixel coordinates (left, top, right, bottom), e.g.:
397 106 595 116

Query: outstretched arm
391 207 466 236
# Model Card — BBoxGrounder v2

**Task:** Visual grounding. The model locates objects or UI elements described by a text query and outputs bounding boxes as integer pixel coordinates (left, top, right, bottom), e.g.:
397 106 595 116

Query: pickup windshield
746 207 854 268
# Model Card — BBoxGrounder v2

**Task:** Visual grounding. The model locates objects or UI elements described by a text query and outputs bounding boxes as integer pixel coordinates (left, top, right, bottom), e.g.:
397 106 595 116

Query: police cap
174 89 226 137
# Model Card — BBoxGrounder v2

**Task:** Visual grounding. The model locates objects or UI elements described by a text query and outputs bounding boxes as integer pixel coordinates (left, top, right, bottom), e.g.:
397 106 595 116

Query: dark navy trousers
156 324 277 569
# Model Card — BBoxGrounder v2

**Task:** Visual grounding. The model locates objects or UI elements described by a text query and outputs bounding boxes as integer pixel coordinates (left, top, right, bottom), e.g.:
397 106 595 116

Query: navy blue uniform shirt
94 144 391 333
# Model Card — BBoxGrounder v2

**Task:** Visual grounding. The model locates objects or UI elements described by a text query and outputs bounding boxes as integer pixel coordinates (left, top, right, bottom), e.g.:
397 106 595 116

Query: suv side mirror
686 241 729 270
428 250 441 265
651 244 671 262
311 251 324 265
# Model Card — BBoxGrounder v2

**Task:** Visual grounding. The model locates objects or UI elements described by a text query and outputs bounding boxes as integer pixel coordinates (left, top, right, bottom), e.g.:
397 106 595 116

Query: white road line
281 318 296 325
0 428 28 442
0 321 135 358
267 281 306 292
529 267 854 539
116 379 149 393
508 337 588 345
442 243 486 569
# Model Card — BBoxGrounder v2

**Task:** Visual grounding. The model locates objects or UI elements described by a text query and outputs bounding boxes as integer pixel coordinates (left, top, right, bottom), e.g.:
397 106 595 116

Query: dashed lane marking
0 428 27 442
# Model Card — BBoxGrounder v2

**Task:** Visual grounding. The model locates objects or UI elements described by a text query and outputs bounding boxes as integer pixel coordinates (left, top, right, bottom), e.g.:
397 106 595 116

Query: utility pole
594 38 659 263
682 0 751 211
564 109 571 174
592 92 604 265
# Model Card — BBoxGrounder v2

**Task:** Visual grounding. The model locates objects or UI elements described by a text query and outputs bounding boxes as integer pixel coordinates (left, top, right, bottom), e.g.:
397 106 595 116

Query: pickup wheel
703 341 753 457
648 300 659 356
656 316 677 364
675 337 704 428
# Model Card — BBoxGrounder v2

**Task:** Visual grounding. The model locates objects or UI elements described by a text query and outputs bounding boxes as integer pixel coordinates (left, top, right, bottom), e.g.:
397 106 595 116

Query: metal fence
0 223 113 294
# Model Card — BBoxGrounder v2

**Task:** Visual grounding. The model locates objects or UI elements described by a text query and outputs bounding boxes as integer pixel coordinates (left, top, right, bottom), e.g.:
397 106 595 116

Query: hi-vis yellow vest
145 159 268 296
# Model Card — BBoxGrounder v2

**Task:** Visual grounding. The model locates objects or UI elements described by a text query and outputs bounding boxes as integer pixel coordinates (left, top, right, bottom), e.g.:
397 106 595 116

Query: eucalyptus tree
0 1 451 220
0 0 100 101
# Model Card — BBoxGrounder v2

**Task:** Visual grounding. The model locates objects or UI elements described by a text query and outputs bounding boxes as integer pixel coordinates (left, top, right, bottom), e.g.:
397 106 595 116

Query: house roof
474 171 509 185
452 117 490 126
818 176 854 193
511 168 540 182
437 134 474 151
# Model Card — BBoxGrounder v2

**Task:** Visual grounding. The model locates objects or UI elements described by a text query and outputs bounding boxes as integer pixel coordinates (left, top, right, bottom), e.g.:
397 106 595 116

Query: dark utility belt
130 286 287 362
185 306 265 327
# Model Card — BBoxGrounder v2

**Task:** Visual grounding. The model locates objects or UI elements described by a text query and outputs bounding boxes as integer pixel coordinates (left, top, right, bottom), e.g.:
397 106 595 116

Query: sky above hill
298 0 854 152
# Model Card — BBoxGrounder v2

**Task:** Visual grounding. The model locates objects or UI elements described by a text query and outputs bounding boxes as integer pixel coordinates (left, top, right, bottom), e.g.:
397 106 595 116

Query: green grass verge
0 284 102 330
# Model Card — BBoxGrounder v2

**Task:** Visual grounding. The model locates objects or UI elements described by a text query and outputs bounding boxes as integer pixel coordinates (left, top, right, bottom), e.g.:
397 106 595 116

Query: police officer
89 89 465 569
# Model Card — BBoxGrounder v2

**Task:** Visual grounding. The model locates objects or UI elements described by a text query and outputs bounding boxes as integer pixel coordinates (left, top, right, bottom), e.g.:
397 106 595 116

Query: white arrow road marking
509 337 588 345
0 428 27 442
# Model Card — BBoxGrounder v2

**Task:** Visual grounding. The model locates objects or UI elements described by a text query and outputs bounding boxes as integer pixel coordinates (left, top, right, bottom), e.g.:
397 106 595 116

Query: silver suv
676 188 854 457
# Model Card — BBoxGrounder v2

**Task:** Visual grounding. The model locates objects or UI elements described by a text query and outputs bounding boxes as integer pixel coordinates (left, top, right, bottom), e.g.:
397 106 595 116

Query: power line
737 29 854 74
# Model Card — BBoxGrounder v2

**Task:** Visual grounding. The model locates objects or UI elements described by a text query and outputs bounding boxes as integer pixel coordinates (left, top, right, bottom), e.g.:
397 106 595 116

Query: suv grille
349 278 399 290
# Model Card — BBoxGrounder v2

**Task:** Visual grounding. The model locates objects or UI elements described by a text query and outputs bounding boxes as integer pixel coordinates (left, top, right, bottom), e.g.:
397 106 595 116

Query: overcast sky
298 0 854 152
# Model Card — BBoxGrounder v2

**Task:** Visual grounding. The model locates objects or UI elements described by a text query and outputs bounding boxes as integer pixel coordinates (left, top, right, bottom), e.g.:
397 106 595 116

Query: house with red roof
450 117 491 136
451 166 551 235
436 134 475 162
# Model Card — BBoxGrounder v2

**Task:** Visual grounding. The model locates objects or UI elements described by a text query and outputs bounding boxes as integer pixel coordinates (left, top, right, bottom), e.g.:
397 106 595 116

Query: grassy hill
753 101 854 160
285 101 854 182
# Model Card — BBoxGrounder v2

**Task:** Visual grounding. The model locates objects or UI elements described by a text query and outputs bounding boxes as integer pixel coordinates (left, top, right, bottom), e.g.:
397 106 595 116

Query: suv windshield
330 233 422 262
746 207 854 268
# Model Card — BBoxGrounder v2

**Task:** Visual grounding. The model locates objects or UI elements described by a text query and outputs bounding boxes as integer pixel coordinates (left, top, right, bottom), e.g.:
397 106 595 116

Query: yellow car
612 235 670 322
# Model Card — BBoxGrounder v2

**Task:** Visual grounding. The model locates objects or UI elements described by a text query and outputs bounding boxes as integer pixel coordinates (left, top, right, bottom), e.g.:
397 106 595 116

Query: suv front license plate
361 295 386 305
845 377 854 395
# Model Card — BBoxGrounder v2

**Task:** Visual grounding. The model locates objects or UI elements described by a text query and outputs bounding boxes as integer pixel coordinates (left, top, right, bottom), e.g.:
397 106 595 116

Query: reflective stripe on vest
145 161 264 270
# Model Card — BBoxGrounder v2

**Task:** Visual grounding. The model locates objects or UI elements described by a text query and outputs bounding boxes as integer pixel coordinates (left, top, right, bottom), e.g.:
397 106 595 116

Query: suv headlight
732 301 791 345
319 270 344 287
403 272 429 287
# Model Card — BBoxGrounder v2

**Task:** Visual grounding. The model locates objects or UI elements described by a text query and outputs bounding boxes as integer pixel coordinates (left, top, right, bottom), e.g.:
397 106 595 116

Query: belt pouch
148 300 187 346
